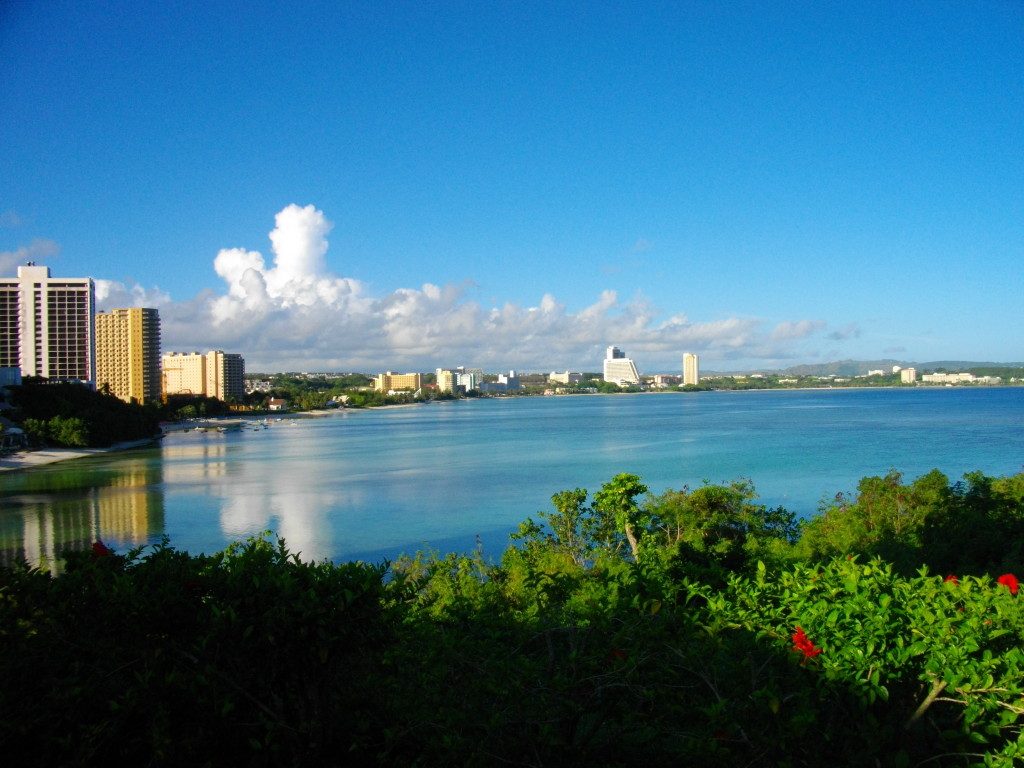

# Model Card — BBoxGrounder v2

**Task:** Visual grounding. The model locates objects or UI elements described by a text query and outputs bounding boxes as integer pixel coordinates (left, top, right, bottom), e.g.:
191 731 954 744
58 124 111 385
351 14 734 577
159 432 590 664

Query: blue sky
2 1 1022 372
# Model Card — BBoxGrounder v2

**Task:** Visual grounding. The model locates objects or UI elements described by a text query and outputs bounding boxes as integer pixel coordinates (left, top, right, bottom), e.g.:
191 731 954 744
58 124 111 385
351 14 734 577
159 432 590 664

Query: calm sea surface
3 387 1023 568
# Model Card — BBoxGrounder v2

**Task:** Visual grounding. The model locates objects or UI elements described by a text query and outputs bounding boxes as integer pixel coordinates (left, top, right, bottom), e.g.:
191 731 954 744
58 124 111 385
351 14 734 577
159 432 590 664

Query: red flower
997 573 1019 595
944 574 958 584
91 541 113 558
791 626 822 658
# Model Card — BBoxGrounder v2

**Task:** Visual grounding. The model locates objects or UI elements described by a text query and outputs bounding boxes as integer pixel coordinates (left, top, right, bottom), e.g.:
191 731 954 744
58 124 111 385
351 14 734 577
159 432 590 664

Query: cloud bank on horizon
91 204 836 372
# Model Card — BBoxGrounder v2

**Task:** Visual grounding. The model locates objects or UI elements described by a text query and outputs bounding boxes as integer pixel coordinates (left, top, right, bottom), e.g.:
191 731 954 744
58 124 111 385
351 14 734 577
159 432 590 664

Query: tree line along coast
246 360 1024 410
4 360 1023 453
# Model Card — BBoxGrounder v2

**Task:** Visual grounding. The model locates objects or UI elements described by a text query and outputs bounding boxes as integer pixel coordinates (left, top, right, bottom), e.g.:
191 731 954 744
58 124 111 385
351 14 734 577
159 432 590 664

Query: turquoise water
2 387 1023 568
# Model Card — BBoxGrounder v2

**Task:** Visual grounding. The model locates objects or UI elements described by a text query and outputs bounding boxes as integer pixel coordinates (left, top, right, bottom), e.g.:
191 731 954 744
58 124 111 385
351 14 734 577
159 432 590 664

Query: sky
1 1 1022 373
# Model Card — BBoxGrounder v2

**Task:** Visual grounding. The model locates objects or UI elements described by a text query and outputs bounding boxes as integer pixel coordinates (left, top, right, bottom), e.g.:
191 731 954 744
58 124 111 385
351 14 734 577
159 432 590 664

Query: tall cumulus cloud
95 204 838 371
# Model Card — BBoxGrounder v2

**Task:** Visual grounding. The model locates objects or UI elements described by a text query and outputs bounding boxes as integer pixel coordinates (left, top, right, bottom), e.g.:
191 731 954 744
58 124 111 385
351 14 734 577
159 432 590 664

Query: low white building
246 378 272 394
921 372 976 384
549 371 582 385
480 370 521 393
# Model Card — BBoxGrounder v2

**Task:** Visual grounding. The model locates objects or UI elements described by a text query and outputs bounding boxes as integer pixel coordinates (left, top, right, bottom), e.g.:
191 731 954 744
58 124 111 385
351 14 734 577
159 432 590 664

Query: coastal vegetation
237 365 1023 413
2 468 1024 765
6 380 161 448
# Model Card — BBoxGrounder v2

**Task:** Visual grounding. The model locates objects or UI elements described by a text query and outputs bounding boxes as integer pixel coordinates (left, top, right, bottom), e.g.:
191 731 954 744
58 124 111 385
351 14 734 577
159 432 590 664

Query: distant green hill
704 359 1024 377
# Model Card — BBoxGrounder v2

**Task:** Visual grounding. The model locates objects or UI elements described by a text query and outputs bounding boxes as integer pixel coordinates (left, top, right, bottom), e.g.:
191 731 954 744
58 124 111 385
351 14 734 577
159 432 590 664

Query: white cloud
95 279 172 308
772 319 826 341
0 238 60 274
99 204 852 371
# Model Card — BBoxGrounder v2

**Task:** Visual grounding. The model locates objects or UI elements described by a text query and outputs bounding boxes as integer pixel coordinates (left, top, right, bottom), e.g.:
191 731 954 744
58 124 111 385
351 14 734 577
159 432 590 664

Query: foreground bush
0 537 390 765
3 470 1024 765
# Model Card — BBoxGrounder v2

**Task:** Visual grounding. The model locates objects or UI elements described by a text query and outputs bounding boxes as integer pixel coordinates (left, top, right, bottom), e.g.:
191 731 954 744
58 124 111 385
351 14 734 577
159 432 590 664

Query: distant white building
549 371 582 385
682 353 699 386
457 371 480 391
867 369 885 377
246 378 273 394
480 370 521 393
603 346 640 386
498 370 520 390
922 372 975 384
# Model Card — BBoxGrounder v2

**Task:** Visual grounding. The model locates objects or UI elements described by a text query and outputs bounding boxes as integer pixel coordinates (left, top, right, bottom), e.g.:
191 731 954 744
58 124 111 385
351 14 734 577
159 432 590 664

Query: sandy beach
0 437 160 473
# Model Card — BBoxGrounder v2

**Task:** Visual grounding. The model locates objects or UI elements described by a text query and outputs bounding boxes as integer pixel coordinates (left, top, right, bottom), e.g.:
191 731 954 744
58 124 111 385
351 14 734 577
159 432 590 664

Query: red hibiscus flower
91 541 113 558
997 573 1019 595
944 574 958 584
791 626 822 658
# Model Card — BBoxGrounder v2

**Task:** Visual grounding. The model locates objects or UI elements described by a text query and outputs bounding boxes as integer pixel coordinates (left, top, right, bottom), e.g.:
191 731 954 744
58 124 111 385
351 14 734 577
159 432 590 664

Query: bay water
2 387 1023 569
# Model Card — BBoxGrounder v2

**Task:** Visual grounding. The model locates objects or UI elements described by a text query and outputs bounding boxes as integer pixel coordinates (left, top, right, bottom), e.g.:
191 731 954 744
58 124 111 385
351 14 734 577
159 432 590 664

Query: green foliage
5 469 1024 765
0 535 390 765
592 472 649 557
647 479 799 580
798 469 1024 576
10 382 159 447
47 415 90 446
21 414 91 447
163 393 231 420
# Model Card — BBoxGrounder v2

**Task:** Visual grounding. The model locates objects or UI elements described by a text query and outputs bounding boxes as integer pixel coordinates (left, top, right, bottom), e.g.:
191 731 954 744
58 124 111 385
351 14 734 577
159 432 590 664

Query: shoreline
0 437 160 473
5 385 1017 473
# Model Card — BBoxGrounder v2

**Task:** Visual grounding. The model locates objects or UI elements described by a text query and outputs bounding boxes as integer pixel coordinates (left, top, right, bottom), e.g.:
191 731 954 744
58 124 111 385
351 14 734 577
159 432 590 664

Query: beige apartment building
0 264 96 384
95 308 161 403
683 353 700 386
374 371 422 392
162 350 245 401
435 368 457 393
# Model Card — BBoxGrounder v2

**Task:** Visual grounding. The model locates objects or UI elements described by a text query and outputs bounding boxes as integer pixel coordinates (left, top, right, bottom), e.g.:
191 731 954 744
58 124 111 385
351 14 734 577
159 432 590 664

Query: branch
905 678 947 730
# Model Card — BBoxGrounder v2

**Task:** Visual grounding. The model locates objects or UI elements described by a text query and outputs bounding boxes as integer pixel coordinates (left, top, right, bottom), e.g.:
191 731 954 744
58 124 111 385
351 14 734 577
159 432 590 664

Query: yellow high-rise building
161 352 206 397
435 368 457 392
683 353 700 386
95 307 161 403
162 350 245 401
373 371 422 391
204 350 245 401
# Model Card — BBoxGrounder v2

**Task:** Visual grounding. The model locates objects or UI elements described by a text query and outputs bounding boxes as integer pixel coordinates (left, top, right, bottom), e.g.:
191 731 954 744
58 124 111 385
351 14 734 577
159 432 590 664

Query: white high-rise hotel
0 265 96 384
603 345 640 386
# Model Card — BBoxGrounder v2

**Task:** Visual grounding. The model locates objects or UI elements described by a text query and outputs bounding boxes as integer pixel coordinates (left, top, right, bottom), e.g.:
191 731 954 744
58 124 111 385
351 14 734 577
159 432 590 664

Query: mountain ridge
702 360 1024 377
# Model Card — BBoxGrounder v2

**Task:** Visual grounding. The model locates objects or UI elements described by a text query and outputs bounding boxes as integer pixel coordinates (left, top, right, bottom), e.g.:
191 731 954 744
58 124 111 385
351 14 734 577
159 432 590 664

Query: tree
647 480 798 574
48 415 89 447
592 473 649 558
539 488 590 565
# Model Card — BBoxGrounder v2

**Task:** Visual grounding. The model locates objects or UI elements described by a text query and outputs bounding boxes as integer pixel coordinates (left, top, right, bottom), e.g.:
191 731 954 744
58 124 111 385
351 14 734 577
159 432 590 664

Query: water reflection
3 390 1022 568
218 485 341 562
0 457 165 574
